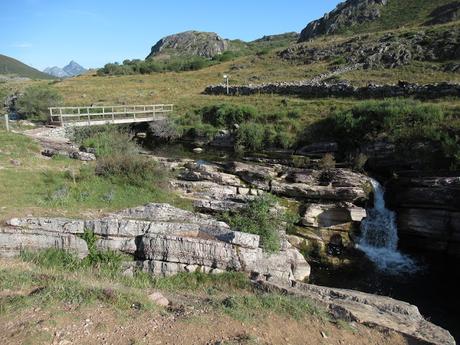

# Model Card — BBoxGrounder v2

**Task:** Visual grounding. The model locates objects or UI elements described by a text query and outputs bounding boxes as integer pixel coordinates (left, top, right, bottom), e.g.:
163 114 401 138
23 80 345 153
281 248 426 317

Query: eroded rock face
387 175 460 257
2 203 310 284
288 26 460 69
299 0 388 41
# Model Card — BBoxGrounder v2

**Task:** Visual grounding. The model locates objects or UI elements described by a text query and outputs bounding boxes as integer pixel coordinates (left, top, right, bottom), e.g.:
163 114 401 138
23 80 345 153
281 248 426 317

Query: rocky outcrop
146 31 229 59
153 156 371 255
299 0 388 41
1 203 310 284
386 175 460 257
286 27 460 69
424 1 460 25
204 80 460 99
256 280 455 345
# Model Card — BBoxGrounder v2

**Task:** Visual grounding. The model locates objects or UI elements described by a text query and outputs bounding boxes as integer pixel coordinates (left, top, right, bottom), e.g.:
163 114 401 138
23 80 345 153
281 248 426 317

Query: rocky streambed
1 131 459 344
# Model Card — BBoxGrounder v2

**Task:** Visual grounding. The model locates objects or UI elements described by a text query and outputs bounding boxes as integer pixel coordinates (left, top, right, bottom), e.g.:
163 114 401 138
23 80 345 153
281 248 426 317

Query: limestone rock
257 280 455 345
148 292 170 307
301 203 366 231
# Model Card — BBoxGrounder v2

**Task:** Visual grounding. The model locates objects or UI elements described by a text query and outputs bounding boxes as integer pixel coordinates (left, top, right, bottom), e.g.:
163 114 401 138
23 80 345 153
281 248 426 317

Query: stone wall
204 81 460 99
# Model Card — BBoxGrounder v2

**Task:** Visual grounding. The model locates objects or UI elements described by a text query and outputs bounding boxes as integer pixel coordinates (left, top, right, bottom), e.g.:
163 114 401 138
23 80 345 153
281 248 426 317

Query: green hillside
343 0 459 35
0 54 55 80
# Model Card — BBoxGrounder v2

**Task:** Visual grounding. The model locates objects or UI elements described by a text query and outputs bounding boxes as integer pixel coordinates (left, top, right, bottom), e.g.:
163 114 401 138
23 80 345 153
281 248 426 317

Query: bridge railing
49 104 174 126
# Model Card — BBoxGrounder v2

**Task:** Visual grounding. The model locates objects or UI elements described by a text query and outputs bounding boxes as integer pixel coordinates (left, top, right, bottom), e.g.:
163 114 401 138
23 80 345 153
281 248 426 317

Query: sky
1 0 342 71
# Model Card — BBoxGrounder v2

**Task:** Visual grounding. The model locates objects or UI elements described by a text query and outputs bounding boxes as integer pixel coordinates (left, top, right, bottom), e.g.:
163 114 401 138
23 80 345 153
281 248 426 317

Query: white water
358 179 418 274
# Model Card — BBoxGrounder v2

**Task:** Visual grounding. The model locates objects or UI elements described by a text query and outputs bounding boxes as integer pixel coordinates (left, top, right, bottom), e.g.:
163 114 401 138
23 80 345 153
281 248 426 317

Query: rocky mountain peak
146 30 229 59
299 0 388 42
43 61 86 78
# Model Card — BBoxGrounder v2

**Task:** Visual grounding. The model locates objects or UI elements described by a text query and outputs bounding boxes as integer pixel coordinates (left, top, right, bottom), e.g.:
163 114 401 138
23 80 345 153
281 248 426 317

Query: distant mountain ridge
43 61 86 78
0 54 55 79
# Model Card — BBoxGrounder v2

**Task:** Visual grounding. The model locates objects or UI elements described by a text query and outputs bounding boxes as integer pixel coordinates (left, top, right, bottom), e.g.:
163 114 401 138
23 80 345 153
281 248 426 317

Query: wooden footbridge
49 104 174 127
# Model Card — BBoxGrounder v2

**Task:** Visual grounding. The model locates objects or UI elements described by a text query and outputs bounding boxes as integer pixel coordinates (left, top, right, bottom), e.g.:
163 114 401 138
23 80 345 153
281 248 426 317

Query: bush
221 195 281 252
96 154 165 187
200 104 258 129
308 99 459 168
235 122 266 152
16 85 62 121
318 153 336 170
73 126 138 157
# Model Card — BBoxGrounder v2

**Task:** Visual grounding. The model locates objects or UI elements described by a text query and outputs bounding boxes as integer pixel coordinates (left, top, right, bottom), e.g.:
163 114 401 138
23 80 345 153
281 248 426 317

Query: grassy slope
0 128 190 221
0 54 55 80
0 254 415 345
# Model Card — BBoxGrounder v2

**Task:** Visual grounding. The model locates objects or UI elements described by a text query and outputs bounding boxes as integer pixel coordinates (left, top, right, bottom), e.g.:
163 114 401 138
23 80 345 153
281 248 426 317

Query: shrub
95 154 165 187
235 122 266 152
200 104 258 129
318 153 336 170
75 126 138 157
308 99 459 168
221 195 281 252
16 85 62 121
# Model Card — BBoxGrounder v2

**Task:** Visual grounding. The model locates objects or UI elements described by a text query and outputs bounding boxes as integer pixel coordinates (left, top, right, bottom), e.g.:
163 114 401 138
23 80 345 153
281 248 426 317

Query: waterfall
358 178 418 274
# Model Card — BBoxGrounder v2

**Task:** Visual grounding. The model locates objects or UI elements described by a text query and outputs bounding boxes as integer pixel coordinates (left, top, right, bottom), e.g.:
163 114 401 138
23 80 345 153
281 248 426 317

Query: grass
219 293 324 322
0 54 55 80
341 0 458 35
0 248 325 326
0 128 191 221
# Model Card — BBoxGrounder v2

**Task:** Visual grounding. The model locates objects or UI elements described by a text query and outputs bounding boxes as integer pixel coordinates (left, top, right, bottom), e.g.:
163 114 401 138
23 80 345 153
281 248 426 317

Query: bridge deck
49 104 173 127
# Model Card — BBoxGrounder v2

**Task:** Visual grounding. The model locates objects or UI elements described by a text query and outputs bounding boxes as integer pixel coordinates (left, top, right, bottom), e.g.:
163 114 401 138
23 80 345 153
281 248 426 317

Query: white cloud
12 42 33 48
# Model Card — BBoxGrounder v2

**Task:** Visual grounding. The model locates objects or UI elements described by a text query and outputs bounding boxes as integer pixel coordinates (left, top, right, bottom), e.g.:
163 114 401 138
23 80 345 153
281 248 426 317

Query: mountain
0 54 55 79
146 31 230 59
63 60 86 76
43 60 87 78
299 0 459 42
43 66 68 78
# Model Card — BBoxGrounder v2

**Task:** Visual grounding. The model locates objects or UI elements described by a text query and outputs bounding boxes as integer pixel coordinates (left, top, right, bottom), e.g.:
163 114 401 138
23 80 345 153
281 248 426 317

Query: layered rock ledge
257 280 455 345
1 203 310 285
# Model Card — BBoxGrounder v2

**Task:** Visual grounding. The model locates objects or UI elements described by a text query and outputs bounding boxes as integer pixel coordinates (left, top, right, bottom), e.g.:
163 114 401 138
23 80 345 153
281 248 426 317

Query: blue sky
1 0 342 70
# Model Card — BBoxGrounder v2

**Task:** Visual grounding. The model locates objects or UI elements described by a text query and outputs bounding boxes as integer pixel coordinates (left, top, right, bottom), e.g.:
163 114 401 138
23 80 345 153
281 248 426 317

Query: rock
148 292 170 307
224 161 278 190
2 203 309 283
0 228 88 258
256 280 455 345
179 162 243 187
68 150 96 161
301 203 366 231
386 174 460 257
146 31 230 59
298 0 388 41
271 181 367 202
192 147 203 154
296 142 338 156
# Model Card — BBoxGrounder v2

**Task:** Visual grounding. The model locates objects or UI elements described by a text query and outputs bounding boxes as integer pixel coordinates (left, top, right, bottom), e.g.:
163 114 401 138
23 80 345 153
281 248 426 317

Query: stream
145 142 460 341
